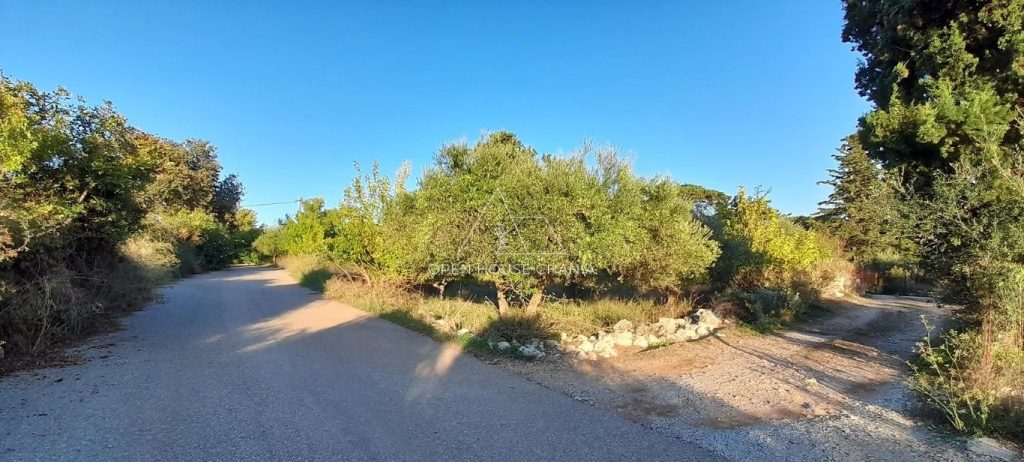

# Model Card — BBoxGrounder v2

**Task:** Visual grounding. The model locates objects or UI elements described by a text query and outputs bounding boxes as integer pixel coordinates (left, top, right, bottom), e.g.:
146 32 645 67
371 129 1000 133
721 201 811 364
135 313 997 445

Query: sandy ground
492 295 1022 461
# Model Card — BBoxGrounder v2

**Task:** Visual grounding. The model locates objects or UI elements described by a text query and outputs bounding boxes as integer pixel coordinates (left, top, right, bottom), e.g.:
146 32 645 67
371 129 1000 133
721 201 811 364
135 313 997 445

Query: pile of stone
562 309 724 361
486 337 562 359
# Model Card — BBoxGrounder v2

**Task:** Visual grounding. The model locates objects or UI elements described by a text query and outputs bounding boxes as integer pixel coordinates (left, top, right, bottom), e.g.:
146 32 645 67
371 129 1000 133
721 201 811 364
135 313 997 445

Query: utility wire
241 199 302 208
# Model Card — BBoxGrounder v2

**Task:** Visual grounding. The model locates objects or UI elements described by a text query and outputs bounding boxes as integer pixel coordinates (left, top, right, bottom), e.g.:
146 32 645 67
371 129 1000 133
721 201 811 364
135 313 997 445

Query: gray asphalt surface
0 267 720 461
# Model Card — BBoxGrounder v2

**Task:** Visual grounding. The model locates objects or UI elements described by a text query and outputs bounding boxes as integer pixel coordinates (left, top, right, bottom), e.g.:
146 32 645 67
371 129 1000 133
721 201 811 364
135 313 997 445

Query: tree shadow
5 267 976 461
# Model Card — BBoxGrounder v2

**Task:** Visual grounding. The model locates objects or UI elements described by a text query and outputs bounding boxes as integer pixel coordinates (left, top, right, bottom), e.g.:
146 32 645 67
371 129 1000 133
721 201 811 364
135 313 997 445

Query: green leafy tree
617 177 721 304
844 0 1024 438
816 135 911 258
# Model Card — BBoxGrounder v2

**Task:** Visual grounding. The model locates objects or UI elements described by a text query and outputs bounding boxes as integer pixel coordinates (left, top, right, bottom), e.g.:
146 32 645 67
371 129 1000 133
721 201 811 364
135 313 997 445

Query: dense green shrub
256 133 721 316
728 287 807 331
712 189 833 289
842 0 1024 440
0 74 249 358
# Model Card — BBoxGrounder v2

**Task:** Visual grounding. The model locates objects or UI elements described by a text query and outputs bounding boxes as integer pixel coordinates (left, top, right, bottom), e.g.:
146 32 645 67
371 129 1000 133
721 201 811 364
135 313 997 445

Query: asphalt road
0 267 720 461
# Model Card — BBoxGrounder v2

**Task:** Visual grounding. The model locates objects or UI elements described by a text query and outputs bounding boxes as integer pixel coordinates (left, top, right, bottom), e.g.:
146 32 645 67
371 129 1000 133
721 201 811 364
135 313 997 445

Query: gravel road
0 267 719 461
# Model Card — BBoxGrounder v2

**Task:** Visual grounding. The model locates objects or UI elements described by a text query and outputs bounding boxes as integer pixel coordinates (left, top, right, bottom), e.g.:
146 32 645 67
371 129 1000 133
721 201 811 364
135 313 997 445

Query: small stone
517 345 544 359
456 328 471 336
613 319 634 332
612 331 634 347
968 437 1017 461
657 317 677 333
633 336 649 349
594 337 616 353
543 339 561 351
694 308 723 330
578 340 595 353
496 341 511 351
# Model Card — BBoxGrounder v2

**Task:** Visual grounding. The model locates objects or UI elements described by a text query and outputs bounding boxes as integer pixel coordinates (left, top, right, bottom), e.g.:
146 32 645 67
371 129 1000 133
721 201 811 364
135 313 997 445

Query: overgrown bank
0 75 260 364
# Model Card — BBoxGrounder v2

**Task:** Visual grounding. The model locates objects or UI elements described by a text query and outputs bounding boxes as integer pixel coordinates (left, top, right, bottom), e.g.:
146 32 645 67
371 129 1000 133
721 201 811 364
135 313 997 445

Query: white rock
517 345 544 359
578 340 595 353
656 318 679 336
612 331 634 347
695 308 723 330
671 325 701 342
613 319 634 332
496 341 511 351
633 335 649 349
456 328 471 336
594 337 616 353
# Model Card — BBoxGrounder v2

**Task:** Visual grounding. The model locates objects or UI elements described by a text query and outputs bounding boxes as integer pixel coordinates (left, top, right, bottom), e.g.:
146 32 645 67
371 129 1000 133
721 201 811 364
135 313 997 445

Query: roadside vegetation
257 0 1024 443
820 0 1023 442
0 75 260 362
257 133 849 355
2 0 1021 447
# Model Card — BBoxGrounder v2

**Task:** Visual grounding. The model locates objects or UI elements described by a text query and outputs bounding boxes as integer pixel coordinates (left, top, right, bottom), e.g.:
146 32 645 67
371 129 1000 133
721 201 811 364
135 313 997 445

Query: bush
728 287 807 331
910 318 1024 441
0 251 154 356
713 189 834 289
482 312 557 342
119 236 180 283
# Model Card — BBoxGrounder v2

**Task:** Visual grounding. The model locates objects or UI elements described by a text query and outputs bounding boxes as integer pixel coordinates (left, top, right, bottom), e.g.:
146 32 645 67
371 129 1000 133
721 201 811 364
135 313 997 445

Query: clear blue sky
1 1 868 223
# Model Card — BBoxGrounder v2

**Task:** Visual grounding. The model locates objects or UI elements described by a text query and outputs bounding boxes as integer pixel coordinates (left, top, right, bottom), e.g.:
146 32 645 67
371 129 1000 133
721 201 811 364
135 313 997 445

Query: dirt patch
491 295 1002 461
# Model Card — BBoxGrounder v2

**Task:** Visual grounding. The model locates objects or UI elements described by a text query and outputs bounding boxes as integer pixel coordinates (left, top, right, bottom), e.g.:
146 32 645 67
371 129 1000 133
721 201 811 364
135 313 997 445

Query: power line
241 199 302 208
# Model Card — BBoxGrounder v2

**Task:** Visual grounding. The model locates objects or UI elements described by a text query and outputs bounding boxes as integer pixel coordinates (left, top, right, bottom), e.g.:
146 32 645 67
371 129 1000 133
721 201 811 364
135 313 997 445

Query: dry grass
120 235 180 283
321 272 695 343
0 251 155 359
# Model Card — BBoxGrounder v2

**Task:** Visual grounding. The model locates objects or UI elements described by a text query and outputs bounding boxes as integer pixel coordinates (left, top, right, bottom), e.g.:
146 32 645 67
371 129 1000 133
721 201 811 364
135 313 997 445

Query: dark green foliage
257 132 722 315
0 74 250 357
843 0 1024 440
843 0 1024 180
482 313 557 342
